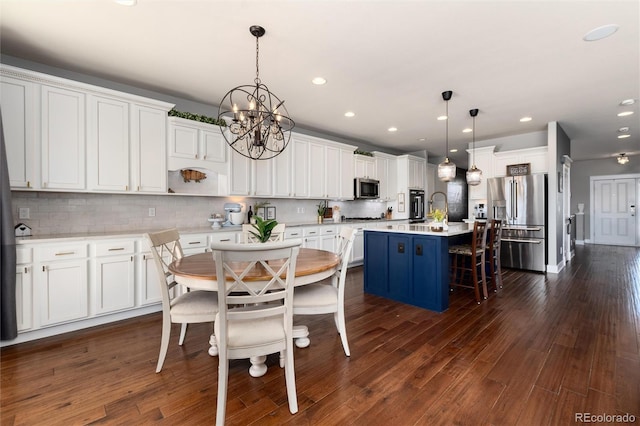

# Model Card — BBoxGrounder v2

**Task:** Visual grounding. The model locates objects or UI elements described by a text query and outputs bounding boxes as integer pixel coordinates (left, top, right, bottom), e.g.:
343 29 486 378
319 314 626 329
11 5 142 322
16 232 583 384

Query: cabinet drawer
210 232 238 244
180 234 209 249
320 226 337 236
284 228 304 239
94 240 135 256
16 247 32 264
303 227 320 237
38 244 87 262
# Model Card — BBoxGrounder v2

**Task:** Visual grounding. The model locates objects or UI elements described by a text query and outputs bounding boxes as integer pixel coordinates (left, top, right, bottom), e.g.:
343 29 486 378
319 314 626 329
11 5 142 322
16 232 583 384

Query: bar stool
448 220 488 303
486 219 503 293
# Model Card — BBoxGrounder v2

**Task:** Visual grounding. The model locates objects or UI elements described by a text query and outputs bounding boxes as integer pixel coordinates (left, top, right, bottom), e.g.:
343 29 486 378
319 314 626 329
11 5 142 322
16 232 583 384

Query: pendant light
217 25 294 160
466 108 482 186
617 153 629 164
437 90 456 181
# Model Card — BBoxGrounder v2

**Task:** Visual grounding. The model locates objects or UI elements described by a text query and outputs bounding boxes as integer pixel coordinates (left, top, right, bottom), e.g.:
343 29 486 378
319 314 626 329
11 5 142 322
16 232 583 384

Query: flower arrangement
432 208 446 223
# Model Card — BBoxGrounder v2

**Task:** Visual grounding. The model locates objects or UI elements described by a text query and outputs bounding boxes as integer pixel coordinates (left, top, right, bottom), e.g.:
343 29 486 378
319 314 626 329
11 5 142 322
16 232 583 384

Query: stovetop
344 217 384 222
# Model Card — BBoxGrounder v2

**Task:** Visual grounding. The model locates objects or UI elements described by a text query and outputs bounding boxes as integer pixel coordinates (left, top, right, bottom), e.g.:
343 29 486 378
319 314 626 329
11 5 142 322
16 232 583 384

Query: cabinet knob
195 154 198 159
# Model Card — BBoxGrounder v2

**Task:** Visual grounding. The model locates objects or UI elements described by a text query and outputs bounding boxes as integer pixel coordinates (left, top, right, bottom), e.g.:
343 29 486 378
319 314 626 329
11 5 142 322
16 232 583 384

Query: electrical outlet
19 207 30 219
148 208 156 217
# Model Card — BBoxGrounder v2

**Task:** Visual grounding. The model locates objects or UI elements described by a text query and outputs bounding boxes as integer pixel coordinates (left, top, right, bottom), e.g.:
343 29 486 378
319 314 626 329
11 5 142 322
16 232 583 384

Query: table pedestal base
293 325 310 348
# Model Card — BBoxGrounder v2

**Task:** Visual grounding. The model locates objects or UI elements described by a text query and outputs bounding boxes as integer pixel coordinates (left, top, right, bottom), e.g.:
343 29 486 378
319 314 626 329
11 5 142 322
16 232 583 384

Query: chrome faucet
429 191 449 222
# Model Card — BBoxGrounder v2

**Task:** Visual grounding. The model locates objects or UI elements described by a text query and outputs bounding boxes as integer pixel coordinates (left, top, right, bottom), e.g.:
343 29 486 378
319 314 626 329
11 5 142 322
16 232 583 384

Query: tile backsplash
11 192 390 236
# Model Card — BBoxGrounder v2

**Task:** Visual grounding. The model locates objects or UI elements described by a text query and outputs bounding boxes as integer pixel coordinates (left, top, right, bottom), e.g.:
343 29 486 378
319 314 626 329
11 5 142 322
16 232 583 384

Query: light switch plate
19 207 30 219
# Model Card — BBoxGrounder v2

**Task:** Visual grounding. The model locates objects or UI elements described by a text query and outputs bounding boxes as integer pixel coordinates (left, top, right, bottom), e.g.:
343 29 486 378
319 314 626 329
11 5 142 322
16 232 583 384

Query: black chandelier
218 25 294 160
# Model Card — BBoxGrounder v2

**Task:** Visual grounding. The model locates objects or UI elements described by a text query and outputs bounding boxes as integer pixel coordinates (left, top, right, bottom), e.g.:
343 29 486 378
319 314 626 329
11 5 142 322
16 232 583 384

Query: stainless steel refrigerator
487 173 547 272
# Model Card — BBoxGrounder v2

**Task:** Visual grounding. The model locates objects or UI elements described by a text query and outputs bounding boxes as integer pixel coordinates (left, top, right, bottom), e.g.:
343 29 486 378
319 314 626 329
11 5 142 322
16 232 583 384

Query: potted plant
431 208 446 232
317 201 327 223
250 216 279 243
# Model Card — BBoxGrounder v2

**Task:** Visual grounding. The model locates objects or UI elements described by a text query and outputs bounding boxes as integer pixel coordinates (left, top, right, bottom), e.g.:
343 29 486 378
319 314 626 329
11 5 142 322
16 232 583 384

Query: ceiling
1 0 638 168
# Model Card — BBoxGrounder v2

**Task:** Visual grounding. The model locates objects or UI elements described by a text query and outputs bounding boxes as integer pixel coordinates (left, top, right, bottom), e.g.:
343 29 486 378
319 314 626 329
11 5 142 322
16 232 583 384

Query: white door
593 178 637 246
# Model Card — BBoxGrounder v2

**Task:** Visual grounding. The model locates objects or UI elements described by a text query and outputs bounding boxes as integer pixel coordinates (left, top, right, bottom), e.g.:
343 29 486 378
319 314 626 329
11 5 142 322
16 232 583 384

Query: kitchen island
364 222 473 312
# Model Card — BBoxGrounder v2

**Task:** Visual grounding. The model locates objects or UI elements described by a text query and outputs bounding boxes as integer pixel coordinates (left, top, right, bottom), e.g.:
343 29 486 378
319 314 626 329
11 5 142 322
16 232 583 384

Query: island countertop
366 222 474 237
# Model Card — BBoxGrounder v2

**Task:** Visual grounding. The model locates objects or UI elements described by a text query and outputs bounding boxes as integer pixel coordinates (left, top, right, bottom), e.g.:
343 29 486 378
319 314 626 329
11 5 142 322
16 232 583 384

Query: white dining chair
210 239 302 425
241 223 286 243
145 229 218 373
292 226 357 356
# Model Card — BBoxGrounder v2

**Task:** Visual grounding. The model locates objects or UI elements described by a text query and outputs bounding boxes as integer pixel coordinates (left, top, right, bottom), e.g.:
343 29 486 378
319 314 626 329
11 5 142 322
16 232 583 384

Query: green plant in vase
250 216 279 243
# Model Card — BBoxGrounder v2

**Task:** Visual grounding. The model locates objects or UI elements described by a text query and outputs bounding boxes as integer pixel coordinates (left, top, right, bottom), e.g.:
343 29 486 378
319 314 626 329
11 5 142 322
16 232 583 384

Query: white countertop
15 219 409 244
366 222 474 237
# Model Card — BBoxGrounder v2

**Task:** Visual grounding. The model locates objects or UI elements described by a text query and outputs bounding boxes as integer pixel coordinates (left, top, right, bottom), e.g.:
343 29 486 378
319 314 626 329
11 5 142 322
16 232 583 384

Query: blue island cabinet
364 230 450 312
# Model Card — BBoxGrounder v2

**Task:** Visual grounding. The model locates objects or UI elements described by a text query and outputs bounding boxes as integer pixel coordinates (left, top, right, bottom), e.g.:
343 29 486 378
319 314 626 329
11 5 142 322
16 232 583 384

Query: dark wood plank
2 244 639 425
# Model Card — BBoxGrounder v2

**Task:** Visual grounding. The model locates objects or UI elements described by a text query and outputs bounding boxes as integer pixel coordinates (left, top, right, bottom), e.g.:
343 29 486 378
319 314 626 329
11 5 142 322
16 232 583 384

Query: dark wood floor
2 244 639 425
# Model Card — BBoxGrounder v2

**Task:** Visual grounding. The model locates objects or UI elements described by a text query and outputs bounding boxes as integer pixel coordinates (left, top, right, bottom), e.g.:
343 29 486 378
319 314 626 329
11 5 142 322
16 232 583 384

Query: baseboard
547 261 564 274
576 240 585 245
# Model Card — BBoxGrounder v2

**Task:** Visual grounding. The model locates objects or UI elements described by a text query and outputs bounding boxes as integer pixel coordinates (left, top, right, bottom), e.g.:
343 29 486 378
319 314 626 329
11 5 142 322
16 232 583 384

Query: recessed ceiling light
618 134 631 139
344 111 355 118
312 77 327 85
437 115 447 121
583 24 619 41
620 99 636 106
418 138 426 142
450 148 458 153
462 128 472 133
618 111 634 117
618 127 630 132
388 127 398 132
520 116 532 122
114 0 137 5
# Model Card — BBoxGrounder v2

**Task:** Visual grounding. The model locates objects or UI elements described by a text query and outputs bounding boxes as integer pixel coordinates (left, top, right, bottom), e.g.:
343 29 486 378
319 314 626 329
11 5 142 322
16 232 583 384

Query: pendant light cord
445 99 449 159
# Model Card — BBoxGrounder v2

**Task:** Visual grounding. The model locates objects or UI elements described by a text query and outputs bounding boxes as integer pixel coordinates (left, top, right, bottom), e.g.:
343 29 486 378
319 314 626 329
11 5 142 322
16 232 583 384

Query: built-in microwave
354 178 380 199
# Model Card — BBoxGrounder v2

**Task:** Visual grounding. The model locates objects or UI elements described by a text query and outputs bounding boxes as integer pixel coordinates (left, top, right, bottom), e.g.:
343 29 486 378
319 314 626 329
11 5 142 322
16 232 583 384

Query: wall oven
354 178 379 199
409 189 425 222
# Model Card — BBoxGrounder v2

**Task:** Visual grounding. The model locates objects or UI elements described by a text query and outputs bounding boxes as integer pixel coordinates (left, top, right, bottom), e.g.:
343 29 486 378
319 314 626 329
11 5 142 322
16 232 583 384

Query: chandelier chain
255 34 260 84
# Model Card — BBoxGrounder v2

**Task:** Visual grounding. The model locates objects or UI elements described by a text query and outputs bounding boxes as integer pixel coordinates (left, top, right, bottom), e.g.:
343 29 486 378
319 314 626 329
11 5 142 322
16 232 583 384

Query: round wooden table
168 247 341 377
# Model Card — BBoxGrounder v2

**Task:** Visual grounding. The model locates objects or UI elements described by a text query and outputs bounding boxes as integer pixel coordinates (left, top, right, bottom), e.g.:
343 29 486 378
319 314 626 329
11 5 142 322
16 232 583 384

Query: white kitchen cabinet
408 156 426 189
180 233 211 255
40 84 86 190
88 95 130 191
493 146 548 177
132 104 169 193
209 232 239 244
284 228 304 240
0 75 37 189
272 144 293 197
466 145 495 200
320 226 337 253
308 141 326 198
36 243 89 327
168 117 226 168
325 145 341 199
354 154 376 179
291 136 310 198
339 147 355 200
302 227 320 249
350 228 364 265
88 96 171 193
15 248 33 331
228 148 252 196
374 152 397 201
252 156 274 197
92 240 136 315
139 248 163 306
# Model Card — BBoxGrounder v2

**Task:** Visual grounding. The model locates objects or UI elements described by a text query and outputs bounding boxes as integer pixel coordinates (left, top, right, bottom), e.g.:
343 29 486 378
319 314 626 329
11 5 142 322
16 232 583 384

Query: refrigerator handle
511 182 518 217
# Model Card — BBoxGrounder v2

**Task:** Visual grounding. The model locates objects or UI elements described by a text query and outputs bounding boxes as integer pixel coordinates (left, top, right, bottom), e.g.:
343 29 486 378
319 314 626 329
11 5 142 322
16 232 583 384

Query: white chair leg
336 310 350 357
279 351 285 368
216 356 229 426
156 315 171 373
283 346 299 414
178 323 188 345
